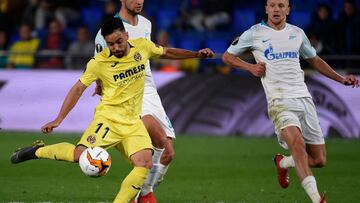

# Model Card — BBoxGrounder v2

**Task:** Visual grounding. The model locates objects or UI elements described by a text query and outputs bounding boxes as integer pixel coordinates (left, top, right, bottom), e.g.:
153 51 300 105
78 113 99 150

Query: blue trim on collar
261 20 271 28
114 13 138 25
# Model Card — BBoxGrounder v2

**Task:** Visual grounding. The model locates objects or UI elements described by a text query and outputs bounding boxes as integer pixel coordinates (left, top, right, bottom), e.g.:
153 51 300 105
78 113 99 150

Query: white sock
302 176 321 203
140 147 165 196
153 164 169 191
280 155 295 169
140 163 167 196
152 147 164 164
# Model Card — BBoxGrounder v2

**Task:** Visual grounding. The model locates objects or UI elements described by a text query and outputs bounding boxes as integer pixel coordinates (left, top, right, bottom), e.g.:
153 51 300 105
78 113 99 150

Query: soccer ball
79 147 111 177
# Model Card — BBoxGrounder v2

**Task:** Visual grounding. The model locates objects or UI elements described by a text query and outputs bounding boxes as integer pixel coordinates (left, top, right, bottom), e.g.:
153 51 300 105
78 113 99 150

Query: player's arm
41 81 88 134
306 56 359 87
93 29 106 96
300 29 359 88
222 30 265 77
160 47 214 59
92 80 102 96
222 51 265 77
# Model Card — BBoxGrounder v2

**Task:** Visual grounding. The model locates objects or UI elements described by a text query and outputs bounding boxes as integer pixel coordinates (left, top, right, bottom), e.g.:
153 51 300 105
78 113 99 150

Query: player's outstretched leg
153 138 174 191
10 140 45 164
320 192 326 203
136 115 175 203
273 154 291 188
134 147 163 203
11 141 76 163
114 149 152 203
135 192 157 203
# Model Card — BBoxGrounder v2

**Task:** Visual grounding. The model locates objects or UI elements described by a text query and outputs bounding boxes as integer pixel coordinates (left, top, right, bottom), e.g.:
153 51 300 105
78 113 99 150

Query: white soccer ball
79 147 111 177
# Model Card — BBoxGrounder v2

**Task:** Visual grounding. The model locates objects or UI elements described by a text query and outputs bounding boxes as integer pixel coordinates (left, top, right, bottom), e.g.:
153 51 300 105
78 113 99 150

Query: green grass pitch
1 131 360 202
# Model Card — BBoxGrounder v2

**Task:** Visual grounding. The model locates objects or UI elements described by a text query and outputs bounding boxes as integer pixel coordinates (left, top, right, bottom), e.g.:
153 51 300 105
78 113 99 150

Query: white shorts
142 92 176 139
268 97 324 149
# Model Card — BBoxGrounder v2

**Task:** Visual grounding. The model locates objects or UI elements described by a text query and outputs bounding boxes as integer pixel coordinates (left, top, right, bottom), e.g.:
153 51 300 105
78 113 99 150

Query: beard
127 6 142 15
113 50 125 58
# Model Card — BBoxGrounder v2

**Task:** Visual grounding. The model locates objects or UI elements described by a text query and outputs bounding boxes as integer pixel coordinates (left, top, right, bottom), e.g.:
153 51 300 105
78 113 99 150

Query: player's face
123 0 144 15
266 0 290 27
105 30 129 58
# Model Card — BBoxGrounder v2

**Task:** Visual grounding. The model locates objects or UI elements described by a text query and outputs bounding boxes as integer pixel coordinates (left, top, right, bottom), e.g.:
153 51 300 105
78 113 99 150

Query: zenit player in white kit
222 0 359 203
94 0 175 202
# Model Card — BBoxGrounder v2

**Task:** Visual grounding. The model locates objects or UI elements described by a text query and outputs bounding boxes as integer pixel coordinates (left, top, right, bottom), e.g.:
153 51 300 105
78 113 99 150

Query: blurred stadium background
1 0 360 202
0 0 360 72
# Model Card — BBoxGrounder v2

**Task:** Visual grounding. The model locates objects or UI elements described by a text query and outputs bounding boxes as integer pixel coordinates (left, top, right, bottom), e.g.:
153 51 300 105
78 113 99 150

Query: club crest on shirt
86 135 96 144
134 52 142 62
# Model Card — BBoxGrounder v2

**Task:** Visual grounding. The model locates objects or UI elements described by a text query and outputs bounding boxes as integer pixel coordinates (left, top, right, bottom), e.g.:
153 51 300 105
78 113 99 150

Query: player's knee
152 136 167 149
132 159 152 169
312 156 327 168
161 149 175 165
160 139 175 164
292 144 308 161
131 151 153 169
139 159 153 169
73 146 85 162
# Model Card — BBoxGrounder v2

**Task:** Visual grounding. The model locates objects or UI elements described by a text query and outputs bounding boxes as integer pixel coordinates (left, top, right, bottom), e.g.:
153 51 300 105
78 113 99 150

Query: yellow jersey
80 38 164 124
8 38 39 67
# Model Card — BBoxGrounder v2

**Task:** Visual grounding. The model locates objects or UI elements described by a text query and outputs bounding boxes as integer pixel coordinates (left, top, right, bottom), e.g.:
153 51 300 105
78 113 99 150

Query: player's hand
41 120 61 134
250 62 266 77
343 75 359 88
92 83 103 96
197 48 215 58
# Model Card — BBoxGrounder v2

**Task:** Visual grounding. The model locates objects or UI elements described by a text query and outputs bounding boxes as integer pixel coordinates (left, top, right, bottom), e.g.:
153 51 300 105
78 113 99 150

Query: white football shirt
94 14 156 95
227 21 317 102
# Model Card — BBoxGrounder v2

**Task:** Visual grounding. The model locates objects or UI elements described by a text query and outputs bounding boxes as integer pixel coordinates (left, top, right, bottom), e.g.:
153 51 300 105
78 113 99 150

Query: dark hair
264 0 292 7
101 17 125 37
263 0 292 21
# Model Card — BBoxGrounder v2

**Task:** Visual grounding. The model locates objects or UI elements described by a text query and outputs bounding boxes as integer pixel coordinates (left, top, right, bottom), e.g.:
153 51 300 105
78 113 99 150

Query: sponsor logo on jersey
113 64 146 82
262 39 270 43
134 52 142 62
264 44 298 60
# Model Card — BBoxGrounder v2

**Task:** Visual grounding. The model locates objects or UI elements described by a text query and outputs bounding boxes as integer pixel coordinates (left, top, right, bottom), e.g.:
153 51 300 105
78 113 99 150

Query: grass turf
1 131 359 202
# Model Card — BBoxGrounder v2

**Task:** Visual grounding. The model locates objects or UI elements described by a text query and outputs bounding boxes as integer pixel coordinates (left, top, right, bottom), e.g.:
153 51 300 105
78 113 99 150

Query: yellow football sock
113 167 149 203
35 142 75 162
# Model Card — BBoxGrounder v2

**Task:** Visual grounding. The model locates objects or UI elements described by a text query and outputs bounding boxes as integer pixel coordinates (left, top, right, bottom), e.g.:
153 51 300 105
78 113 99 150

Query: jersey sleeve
299 30 317 59
227 29 254 56
94 29 107 56
145 39 164 58
147 21 152 41
79 59 98 86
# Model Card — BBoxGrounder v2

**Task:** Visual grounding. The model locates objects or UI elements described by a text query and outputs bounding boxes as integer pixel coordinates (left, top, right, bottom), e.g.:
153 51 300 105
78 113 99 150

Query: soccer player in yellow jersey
10 17 214 203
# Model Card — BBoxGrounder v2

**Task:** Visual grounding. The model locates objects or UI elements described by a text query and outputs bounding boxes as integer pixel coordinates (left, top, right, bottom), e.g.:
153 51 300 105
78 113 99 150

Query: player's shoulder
87 49 111 70
128 37 149 46
95 28 102 37
137 15 152 26
93 49 111 62
85 56 98 71
249 23 263 31
286 23 304 33
237 23 262 37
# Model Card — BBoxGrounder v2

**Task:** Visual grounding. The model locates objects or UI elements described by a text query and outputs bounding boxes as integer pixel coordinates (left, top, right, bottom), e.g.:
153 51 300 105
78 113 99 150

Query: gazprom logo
264 44 298 60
